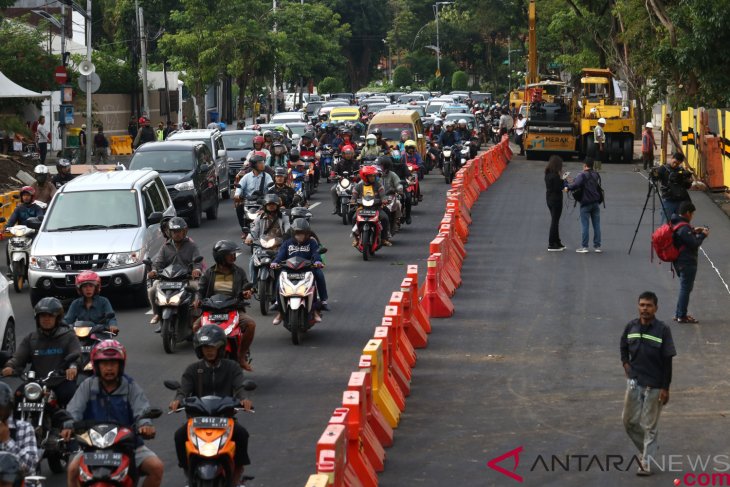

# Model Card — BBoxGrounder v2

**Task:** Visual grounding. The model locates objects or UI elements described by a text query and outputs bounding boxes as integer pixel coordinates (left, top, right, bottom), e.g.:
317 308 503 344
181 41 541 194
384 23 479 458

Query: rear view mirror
25 217 42 230
147 212 163 226
217 149 226 158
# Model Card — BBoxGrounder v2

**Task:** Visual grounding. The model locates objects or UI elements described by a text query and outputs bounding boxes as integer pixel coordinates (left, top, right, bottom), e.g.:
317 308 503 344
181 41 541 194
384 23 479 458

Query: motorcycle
199 286 254 362
442 145 457 184
252 237 281 315
353 195 383 261
319 145 335 182
2 223 35 293
70 408 162 486
73 313 117 382
290 164 310 204
491 118 502 144
334 172 355 225
276 256 319 345
164 379 256 487
240 197 262 237
405 162 420 207
425 142 442 173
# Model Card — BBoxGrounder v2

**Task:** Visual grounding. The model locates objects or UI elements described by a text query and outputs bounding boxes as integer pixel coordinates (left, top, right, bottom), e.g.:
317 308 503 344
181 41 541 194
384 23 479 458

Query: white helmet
34 164 49 175
458 118 467 125
445 120 455 128
366 133 377 141
598 117 606 124
645 122 654 129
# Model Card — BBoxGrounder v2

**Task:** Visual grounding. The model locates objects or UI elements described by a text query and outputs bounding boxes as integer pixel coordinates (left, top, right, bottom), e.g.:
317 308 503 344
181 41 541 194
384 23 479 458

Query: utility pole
272 0 277 116
60 3 66 153
433 2 453 76
85 0 92 164
136 0 149 118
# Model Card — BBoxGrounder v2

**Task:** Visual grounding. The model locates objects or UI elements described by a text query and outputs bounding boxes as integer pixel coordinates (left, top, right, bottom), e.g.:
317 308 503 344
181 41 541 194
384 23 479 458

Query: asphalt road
7 161 454 486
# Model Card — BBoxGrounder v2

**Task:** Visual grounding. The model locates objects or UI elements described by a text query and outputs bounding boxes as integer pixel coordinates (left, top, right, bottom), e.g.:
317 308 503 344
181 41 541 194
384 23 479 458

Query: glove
270 263 280 269
313 262 324 269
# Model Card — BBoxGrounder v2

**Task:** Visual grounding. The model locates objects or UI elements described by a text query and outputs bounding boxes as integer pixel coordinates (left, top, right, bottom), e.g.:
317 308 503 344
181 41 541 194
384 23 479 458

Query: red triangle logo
487 446 524 482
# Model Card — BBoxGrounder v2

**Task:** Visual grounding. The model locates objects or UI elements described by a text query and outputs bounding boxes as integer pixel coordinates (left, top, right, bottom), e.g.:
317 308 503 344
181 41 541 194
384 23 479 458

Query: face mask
367 140 375 146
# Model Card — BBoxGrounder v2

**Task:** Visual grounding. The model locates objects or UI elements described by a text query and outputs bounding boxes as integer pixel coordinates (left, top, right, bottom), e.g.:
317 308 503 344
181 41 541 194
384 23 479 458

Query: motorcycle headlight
29 255 59 271
84 362 93 371
197 436 221 457
24 382 43 401
174 180 195 191
75 327 92 338
89 427 118 448
339 179 351 189
156 290 168 306
105 250 141 269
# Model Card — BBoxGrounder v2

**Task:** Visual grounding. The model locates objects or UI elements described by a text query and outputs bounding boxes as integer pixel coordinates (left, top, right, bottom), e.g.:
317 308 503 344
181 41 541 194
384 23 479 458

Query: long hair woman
545 155 565 251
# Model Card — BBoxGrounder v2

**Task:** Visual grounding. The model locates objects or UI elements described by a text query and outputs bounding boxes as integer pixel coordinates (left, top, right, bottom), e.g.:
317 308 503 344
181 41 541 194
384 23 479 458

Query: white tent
0 70 49 99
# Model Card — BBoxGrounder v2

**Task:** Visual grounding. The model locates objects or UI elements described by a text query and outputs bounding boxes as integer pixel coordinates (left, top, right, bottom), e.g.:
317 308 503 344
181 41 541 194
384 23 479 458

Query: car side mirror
417 133 424 139
143 258 152 266
217 149 226 158
147 212 163 226
199 164 210 173
25 217 42 230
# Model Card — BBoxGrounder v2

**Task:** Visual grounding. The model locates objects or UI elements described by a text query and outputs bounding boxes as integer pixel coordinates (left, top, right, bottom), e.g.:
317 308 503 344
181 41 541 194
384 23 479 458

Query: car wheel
2 319 15 353
189 200 202 228
206 194 219 220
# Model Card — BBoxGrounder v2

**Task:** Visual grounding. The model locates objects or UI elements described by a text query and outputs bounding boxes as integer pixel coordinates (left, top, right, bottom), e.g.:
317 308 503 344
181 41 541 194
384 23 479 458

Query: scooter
302 155 318 195
1 221 35 293
164 379 256 487
442 146 456 184
405 162 421 206
334 172 355 225
276 256 319 345
353 195 383 261
73 313 117 382
252 237 281 315
319 144 335 181
199 285 254 363
240 197 262 237
290 163 310 203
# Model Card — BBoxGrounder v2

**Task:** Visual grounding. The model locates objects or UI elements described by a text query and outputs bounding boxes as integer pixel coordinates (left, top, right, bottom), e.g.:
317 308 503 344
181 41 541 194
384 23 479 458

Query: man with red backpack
670 202 708 323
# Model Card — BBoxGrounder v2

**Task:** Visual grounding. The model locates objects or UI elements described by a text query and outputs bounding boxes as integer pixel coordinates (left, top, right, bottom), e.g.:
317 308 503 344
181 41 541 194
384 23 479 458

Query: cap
598 118 606 124
645 122 654 129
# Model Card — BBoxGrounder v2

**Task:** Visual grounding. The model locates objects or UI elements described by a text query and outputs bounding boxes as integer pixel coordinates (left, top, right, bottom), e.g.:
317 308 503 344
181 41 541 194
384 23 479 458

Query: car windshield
129 150 193 172
368 123 413 141
169 135 212 154
222 133 255 150
45 190 139 231
426 103 444 114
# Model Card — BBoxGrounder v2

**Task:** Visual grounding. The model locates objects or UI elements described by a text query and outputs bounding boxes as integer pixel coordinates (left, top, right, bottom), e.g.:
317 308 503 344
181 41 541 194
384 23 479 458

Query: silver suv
166 129 230 199
27 170 176 305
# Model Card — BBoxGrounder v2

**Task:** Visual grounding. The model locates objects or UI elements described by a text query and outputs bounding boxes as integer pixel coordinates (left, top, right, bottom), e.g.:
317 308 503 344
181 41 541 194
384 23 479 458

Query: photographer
671 201 708 324
654 152 692 222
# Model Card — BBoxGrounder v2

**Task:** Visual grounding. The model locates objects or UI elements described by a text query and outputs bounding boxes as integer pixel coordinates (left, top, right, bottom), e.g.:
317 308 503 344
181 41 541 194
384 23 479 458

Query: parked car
271 111 307 124
129 141 218 228
166 129 230 199
27 170 175 306
221 130 257 185
0 274 16 354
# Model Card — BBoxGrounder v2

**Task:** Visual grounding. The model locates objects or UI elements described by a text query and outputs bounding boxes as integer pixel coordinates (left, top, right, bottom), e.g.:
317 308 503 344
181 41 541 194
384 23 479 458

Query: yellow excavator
578 68 635 162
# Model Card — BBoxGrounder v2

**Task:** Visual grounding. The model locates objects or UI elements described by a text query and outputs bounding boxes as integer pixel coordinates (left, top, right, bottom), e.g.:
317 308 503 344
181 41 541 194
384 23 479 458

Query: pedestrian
156 122 165 141
92 126 109 163
127 116 138 151
79 123 87 163
35 116 50 164
133 118 156 149
655 152 692 222
515 114 526 156
593 118 606 171
544 156 565 251
621 291 676 476
642 122 657 171
163 120 174 139
671 201 708 324
566 157 603 253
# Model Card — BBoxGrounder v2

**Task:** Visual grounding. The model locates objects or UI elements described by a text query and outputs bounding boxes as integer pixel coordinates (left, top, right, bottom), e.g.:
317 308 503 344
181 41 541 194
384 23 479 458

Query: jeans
38 142 47 163
546 198 562 247
622 381 663 463
579 202 601 248
661 199 681 223
675 264 697 319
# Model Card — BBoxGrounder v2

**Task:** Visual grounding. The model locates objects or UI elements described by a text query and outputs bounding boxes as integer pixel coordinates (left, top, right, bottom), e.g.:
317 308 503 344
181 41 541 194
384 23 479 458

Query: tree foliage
0 19 57 95
451 70 468 91
392 65 412 89
318 77 344 94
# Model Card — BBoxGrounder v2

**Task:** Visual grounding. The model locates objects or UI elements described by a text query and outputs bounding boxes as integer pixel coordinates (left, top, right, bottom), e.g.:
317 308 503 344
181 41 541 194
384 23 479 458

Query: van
328 107 361 123
27 170 176 305
367 110 426 156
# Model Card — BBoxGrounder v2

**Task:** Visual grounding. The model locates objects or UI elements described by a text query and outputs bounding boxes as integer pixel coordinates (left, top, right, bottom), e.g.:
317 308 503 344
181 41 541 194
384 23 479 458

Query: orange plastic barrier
421 254 454 318
330 408 375 487
305 474 331 487
109 135 133 155
429 236 460 293
341 390 381 485
385 296 416 367
374 326 410 399
406 265 432 334
399 278 428 348
439 217 466 263
316 425 347 487
348 370 391 459
359 350 400 428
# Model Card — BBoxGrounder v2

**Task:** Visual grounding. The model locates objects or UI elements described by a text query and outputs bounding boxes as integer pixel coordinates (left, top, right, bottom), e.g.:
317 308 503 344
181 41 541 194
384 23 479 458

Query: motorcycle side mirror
318 246 328 255
194 255 204 264
25 217 42 230
143 258 152 266
241 226 250 235
163 380 181 391
243 379 257 391
141 407 163 419
241 157 247 162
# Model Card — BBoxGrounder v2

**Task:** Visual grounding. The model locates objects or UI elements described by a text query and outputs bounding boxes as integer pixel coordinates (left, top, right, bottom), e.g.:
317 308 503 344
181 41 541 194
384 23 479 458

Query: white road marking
308 202 321 210
145 309 153 315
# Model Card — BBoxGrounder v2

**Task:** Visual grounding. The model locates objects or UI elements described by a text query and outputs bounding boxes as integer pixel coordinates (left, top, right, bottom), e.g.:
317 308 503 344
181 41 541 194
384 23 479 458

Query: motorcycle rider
170 325 253 486
403 139 425 181
318 123 338 146
64 271 119 334
330 146 359 214
197 241 256 371
2 297 81 406
299 131 318 157
262 130 274 151
246 194 290 283
52 158 75 188
338 128 355 153
359 134 381 161
147 217 203 331
271 218 327 325
269 166 299 208
438 120 461 147
2 186 44 232
455 119 470 142
351 165 392 247
371 128 391 154
430 118 443 142
397 130 411 153
245 135 270 167
269 142 289 169
30 164 56 204
234 153 273 231
0 383 39 476
62 340 164 487
378 157 403 233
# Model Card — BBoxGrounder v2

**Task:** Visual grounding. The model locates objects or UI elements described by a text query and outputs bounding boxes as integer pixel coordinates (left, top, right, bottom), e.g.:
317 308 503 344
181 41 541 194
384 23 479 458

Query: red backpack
651 221 688 262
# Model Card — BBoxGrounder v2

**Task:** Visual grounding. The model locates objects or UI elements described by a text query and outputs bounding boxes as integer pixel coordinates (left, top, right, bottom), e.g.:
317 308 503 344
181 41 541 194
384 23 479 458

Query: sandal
149 315 160 325
677 315 699 324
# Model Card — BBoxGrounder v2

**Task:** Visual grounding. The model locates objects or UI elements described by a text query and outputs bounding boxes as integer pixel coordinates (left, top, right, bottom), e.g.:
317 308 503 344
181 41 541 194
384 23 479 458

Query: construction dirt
0 154 39 192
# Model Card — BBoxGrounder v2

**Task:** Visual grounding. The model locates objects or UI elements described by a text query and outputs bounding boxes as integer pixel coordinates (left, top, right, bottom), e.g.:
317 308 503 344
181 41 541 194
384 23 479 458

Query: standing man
641 122 657 171
593 118 606 171
93 126 110 163
79 123 87 164
620 291 676 476
35 115 50 164
656 152 692 222
133 118 157 149
671 201 708 324
566 158 603 253
514 113 527 156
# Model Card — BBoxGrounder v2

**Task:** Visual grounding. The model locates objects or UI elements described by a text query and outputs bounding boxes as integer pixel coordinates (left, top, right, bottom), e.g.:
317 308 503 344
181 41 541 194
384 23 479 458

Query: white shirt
515 118 526 135
36 123 49 143
594 125 606 144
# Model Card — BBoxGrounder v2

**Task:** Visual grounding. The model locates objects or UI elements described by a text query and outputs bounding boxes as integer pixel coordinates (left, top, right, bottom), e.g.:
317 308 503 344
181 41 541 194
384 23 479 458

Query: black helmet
291 218 311 235
274 166 287 177
34 297 64 328
378 156 392 171
167 216 188 232
0 452 23 486
193 325 226 359
0 382 13 409
289 207 312 223
212 240 239 265
372 127 382 136
263 193 280 208
302 131 315 140
289 149 300 161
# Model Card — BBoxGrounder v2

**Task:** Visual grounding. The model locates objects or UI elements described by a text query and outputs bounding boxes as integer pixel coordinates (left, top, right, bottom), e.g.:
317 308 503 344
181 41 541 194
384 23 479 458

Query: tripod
628 178 669 256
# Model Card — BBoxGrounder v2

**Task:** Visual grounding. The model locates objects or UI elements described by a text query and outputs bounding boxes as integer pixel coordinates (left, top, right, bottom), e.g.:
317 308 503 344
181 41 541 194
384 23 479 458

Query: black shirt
620 318 676 389
657 164 692 202
671 215 706 268
175 359 248 401
545 172 564 202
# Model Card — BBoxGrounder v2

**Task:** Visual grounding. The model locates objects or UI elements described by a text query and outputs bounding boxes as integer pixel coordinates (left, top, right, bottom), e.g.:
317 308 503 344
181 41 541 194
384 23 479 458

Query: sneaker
636 461 652 476
677 315 699 324
382 239 393 247
149 315 160 325
405 216 412 225
594 248 602 253
576 247 589 253
313 312 322 323
320 301 330 311
547 246 565 252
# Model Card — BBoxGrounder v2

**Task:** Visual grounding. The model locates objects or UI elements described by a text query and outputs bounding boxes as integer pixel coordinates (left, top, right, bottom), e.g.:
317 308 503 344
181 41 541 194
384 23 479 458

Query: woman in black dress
545 156 565 251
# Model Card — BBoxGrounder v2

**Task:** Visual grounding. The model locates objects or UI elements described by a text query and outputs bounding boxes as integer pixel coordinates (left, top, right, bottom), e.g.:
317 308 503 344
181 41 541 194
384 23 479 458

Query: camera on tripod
648 165 661 181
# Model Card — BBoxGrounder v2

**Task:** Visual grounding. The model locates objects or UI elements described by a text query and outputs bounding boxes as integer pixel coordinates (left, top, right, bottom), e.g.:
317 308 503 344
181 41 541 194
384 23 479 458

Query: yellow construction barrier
0 191 20 224
110 136 133 156
724 111 730 189
303 474 329 487
362 340 400 428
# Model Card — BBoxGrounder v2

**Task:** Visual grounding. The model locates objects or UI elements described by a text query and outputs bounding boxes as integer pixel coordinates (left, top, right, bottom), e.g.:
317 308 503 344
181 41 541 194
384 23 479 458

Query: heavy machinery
578 68 635 163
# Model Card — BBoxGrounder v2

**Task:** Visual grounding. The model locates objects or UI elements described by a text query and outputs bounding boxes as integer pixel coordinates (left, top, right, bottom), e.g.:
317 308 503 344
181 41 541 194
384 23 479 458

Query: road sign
435 69 441 77
78 73 101 94
54 66 68 85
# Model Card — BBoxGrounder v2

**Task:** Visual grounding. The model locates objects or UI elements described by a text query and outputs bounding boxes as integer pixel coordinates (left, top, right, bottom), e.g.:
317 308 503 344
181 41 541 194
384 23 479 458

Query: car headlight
24 382 43 401
29 255 59 270
105 251 141 269
174 180 195 191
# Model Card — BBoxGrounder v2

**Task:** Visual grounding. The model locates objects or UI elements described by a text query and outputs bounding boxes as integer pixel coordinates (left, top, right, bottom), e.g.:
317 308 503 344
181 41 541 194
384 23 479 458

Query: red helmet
138 117 148 124
91 339 127 376
20 186 35 202
342 146 355 156
360 165 378 180
253 135 264 146
75 270 101 294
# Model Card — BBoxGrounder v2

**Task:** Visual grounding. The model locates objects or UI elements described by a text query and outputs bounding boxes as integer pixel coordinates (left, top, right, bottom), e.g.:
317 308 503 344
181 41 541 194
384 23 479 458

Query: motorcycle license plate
80 346 93 353
286 273 305 280
192 417 229 429
210 313 229 322
65 274 78 285
18 402 44 412
83 452 123 467
359 210 376 217
160 281 184 290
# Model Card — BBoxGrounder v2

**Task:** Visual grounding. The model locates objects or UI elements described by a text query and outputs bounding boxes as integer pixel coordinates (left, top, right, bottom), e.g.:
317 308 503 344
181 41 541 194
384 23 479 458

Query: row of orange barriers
303 136 512 487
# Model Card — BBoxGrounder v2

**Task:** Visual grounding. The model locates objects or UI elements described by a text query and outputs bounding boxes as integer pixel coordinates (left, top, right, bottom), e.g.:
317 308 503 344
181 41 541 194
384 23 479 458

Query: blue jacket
438 130 461 146
568 170 602 205
273 237 322 265
6 203 44 227
64 295 118 327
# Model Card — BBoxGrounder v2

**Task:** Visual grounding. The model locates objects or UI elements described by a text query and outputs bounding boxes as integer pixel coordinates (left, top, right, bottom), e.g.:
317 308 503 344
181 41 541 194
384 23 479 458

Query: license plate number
359 210 376 217
83 452 123 467
192 417 229 429
18 402 44 412
160 281 184 290
286 273 305 280
210 313 229 321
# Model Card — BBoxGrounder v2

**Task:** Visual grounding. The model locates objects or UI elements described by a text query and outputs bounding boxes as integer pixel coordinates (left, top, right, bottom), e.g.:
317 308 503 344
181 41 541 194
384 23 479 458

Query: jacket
64 295 118 327
438 130 461 146
51 172 75 189
133 126 156 148
175 359 249 402
391 162 411 181
249 212 291 244
657 164 692 202
359 145 381 160
199 264 250 301
671 215 706 268
568 170 602 205
380 171 402 194
152 237 203 273
273 237 322 265
545 172 564 202
6 325 81 376
351 181 385 205
641 130 656 154
269 184 298 208
6 203 44 227
620 318 675 389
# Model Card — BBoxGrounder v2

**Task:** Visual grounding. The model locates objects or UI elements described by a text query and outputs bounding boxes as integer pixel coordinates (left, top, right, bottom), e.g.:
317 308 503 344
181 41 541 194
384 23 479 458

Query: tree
451 70 468 91
318 77 344 94
392 65 412 89
0 19 57 97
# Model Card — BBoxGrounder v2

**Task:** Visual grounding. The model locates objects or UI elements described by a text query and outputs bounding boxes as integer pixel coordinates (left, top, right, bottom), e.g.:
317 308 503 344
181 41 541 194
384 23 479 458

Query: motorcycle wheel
12 261 24 293
258 279 269 316
162 317 176 354
361 228 370 261
289 309 305 345
443 163 451 184
46 450 67 474
341 204 348 225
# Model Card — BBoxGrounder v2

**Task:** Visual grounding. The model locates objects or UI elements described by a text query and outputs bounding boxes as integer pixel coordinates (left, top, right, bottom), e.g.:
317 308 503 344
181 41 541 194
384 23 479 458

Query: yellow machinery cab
367 110 426 156
523 80 579 159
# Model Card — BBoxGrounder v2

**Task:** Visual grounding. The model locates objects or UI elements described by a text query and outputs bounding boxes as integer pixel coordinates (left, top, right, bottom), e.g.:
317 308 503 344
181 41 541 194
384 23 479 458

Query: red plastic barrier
429 237 459 295
330 407 377 487
374 326 410 399
406 265 432 333
421 254 454 318
347 371 389 467
316 425 346 487
439 217 466 263
386 295 417 366
399 278 428 348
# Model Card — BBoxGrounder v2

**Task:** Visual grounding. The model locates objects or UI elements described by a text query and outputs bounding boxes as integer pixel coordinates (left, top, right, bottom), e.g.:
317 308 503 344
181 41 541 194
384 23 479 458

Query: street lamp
433 1 454 77
177 80 184 126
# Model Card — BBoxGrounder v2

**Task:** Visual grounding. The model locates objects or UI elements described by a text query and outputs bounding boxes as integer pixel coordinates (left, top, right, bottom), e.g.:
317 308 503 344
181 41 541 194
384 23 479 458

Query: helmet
263 130 273 139
275 125 287 134
34 296 64 328
290 207 312 222
404 139 417 150
325 124 334 133
291 218 311 235
378 156 392 171
34 164 49 183
391 149 401 161
598 117 606 124
75 270 101 294
90 339 127 376
0 382 13 410
445 120 455 128
360 165 378 180
342 146 355 157
366 133 377 142
289 148 300 161
20 185 35 202
57 158 71 168
253 135 265 146
263 193 281 208
0 451 23 487
272 142 285 155
274 166 287 177
434 118 443 126
168 216 188 232
193 325 226 359
458 118 467 125
372 128 382 136
250 151 267 165
646 122 654 129
341 128 351 137
212 240 239 265
302 131 315 140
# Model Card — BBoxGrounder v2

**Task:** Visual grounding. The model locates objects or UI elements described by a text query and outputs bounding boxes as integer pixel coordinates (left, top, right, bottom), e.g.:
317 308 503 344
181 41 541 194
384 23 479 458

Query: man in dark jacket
566 158 602 253
133 117 156 149
656 152 692 222
671 201 708 323
620 291 676 476
1 298 81 406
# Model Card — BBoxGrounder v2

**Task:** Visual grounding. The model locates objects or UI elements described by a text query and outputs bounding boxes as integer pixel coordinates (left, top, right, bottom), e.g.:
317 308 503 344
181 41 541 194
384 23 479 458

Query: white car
0 274 16 353
271 112 307 124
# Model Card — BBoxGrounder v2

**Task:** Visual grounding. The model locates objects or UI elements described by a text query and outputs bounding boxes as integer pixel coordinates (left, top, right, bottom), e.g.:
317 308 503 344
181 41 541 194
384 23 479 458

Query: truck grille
55 254 109 271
